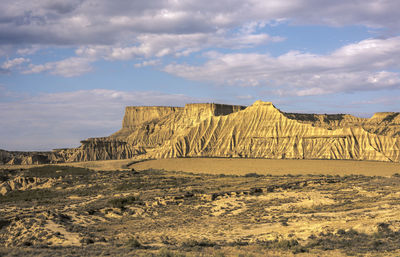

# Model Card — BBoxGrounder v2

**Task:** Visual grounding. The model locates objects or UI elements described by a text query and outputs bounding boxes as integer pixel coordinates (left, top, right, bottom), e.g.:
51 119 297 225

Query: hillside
1 101 400 164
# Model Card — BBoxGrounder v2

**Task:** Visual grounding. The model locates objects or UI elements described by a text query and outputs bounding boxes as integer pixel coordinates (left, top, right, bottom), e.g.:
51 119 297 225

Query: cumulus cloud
1 57 29 69
164 36 400 95
20 27 280 77
0 0 399 47
0 89 206 151
134 59 161 68
0 0 399 76
16 46 41 55
105 32 281 60
23 57 93 77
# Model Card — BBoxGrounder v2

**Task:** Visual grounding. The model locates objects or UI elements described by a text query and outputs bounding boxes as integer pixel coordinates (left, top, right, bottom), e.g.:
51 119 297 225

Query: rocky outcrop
364 112 400 137
285 111 400 137
55 138 145 162
0 176 56 195
0 150 54 165
148 101 400 162
2 101 400 164
112 103 246 148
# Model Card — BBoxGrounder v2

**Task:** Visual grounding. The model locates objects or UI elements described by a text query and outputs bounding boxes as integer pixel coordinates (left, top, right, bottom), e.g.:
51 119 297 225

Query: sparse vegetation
25 165 90 178
262 239 308 254
2 161 400 256
125 236 142 248
108 196 142 209
181 238 216 248
0 188 61 203
244 173 262 177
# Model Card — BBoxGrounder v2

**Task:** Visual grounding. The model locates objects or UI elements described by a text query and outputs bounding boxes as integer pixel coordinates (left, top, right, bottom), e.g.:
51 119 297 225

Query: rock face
0 150 54 165
2 101 400 164
109 101 400 162
0 176 56 195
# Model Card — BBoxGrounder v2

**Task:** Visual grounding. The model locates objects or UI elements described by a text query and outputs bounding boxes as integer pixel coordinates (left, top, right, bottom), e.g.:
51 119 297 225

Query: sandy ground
2 158 399 176
58 159 133 171
0 159 133 171
2 162 400 256
131 158 400 176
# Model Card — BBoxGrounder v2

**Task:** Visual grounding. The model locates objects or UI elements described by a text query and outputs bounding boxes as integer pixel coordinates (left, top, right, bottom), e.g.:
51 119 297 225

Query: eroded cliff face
285 111 400 137
69 103 246 162
55 138 145 162
149 101 400 162
3 101 400 164
0 150 55 165
111 103 246 148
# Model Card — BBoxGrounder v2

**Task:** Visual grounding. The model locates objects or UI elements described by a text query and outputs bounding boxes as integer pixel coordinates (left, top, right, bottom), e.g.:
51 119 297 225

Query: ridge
1 100 399 164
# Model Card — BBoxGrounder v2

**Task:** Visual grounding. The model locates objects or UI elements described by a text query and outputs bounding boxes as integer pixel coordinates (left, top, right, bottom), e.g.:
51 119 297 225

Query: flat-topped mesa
73 100 400 162
362 112 400 137
5 100 400 164
122 106 182 129
252 100 274 106
368 112 400 123
283 113 366 129
121 103 246 130
183 103 246 120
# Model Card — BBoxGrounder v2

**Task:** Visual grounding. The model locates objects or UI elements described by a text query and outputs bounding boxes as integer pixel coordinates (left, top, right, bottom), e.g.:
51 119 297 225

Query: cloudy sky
1 0 400 151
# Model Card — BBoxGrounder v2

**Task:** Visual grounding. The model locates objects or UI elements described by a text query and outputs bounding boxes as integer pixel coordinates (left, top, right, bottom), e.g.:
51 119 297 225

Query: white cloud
0 0 399 48
0 0 398 70
134 59 161 68
1 57 29 69
19 29 279 76
16 46 41 56
106 32 280 61
236 94 254 100
23 57 93 77
50 57 93 77
164 36 400 95
0 89 206 151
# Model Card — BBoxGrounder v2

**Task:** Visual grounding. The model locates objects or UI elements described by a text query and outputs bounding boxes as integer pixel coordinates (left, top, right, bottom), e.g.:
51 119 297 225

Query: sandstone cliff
149 101 399 162
2 101 399 164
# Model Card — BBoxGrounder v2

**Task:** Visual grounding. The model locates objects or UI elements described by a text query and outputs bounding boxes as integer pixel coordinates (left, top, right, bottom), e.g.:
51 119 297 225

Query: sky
1 0 400 151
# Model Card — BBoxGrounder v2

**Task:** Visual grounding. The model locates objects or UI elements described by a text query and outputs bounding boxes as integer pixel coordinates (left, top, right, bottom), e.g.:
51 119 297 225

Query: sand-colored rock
143 101 400 162
1 100 399 163
0 176 56 195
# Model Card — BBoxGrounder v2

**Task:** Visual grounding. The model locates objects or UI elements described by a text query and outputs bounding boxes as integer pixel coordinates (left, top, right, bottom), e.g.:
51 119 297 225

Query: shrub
249 187 263 195
181 238 216 248
244 173 262 178
108 196 141 209
125 237 142 248
0 189 60 203
157 248 187 257
0 218 10 229
263 239 304 252
25 165 90 178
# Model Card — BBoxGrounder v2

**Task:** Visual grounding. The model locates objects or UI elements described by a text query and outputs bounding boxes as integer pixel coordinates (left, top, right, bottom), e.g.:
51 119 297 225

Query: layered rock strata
2 101 399 164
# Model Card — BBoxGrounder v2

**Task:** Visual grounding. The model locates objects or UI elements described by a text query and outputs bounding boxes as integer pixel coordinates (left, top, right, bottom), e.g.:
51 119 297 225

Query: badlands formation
2 100 400 164
3 101 400 256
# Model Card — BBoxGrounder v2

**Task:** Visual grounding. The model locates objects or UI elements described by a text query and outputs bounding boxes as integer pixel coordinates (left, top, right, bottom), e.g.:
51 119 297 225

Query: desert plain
2 101 400 256
1 158 400 256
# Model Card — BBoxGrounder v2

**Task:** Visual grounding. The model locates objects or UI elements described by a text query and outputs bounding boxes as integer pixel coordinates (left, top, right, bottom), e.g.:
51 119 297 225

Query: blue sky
1 0 400 151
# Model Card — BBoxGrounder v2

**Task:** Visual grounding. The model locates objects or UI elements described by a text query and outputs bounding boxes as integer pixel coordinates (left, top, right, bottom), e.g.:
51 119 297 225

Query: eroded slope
2 101 400 164
147 101 400 162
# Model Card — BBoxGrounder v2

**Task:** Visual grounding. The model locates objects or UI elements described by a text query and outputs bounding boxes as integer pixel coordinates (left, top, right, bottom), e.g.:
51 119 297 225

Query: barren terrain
2 159 400 256
3 101 400 165
131 158 400 176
